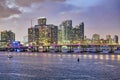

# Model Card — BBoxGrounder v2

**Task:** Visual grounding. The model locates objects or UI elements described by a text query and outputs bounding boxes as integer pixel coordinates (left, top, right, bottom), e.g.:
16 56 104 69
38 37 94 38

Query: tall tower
28 26 39 46
79 22 84 40
114 35 118 44
72 22 84 41
47 25 58 44
60 20 72 43
106 35 112 44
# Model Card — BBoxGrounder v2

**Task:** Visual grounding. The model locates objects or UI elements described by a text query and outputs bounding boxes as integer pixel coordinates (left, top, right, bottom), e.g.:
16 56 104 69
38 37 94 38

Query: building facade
92 34 100 44
1 30 15 42
73 22 84 41
47 25 58 44
28 26 39 46
0 30 15 47
59 20 73 44
38 17 47 26
28 18 58 46
106 35 113 44
114 35 119 44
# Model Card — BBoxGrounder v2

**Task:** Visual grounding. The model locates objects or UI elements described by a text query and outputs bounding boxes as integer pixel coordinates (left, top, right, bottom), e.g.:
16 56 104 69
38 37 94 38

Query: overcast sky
0 0 120 41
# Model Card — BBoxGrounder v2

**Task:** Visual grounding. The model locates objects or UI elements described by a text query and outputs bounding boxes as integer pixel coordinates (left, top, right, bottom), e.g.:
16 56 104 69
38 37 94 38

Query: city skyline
0 0 120 41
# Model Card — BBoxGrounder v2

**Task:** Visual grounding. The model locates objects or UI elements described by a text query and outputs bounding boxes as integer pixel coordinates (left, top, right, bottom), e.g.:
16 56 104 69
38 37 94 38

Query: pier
0 44 119 53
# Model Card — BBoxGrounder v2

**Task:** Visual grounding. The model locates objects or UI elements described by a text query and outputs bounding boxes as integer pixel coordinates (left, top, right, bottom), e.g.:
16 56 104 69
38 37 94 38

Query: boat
49 46 55 53
90 48 97 53
100 46 111 53
73 47 83 53
38 46 43 52
114 47 120 54
102 49 110 53
85 47 97 53
61 46 69 53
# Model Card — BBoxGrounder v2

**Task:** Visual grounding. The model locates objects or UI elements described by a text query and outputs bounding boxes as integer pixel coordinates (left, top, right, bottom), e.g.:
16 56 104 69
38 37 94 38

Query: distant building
38 17 47 26
85 38 92 44
73 22 84 41
92 34 100 44
47 25 58 44
22 35 28 46
106 35 112 44
28 27 34 44
59 20 72 43
28 26 39 46
106 35 111 40
28 17 58 46
58 29 62 44
114 35 118 44
1 30 15 43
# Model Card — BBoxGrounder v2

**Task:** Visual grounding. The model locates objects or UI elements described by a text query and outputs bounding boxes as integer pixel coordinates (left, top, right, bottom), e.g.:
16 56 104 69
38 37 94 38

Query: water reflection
105 55 109 60
2 52 120 61
111 55 115 61
117 55 120 61
1 52 120 80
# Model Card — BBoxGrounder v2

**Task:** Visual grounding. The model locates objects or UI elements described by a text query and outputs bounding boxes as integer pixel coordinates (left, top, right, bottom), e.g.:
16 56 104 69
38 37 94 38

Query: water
0 52 120 80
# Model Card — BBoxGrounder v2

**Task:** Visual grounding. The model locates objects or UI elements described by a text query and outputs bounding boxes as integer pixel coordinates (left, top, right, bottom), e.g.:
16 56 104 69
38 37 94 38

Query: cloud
0 0 21 18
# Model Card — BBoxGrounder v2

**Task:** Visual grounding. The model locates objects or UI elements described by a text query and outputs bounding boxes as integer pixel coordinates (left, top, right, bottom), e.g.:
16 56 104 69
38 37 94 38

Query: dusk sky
0 0 120 41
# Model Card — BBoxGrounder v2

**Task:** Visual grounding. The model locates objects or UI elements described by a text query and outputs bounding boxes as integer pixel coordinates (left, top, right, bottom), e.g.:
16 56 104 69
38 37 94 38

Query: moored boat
114 47 120 54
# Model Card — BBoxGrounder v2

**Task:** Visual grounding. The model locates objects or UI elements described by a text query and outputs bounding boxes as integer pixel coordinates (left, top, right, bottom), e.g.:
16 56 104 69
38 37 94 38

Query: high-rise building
114 35 118 44
38 25 48 45
28 26 39 46
22 35 28 46
47 25 58 44
28 27 34 43
1 30 15 42
92 34 100 41
73 22 84 41
92 34 100 44
106 35 112 44
58 29 62 44
79 22 84 40
28 17 58 46
38 17 47 25
60 20 72 43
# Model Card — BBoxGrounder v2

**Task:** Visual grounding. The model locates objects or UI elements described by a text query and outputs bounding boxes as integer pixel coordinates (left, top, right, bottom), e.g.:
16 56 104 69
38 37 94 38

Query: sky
0 0 120 41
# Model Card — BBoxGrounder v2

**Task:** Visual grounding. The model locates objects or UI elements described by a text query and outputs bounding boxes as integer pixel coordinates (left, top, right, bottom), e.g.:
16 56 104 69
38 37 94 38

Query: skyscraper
114 35 118 44
73 22 84 41
60 20 72 44
28 26 39 46
28 17 58 46
79 22 84 40
47 25 58 44
106 35 112 44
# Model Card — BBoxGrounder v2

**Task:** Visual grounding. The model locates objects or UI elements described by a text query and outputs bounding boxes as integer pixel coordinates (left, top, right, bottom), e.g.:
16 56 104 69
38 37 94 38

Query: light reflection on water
3 52 120 61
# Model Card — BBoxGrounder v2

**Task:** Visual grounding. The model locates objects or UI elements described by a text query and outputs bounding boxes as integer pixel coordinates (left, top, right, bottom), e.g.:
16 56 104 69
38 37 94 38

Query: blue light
17 49 20 52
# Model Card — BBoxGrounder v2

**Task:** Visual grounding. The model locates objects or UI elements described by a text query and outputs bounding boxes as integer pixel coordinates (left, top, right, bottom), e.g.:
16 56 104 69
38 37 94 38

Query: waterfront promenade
0 52 120 80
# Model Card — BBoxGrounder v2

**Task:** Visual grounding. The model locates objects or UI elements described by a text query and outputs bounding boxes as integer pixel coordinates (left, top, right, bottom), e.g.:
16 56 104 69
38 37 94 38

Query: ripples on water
0 52 120 80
